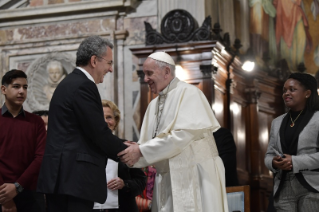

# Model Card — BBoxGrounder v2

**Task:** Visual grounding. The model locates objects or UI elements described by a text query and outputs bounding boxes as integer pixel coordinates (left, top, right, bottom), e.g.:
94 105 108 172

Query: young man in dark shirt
0 69 46 212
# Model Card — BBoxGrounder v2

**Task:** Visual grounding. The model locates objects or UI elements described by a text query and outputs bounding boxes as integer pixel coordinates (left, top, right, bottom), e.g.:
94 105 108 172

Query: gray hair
154 60 175 77
76 35 114 66
46 60 63 73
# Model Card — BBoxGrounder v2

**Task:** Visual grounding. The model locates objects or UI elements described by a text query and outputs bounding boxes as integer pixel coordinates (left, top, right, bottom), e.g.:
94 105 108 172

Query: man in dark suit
37 36 127 212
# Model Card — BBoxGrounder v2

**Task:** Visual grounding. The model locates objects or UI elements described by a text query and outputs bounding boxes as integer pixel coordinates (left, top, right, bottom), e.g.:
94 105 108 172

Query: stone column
115 38 125 138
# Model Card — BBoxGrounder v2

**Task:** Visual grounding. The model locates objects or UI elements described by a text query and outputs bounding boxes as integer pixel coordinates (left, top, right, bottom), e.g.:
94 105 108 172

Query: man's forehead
11 78 28 85
143 58 157 68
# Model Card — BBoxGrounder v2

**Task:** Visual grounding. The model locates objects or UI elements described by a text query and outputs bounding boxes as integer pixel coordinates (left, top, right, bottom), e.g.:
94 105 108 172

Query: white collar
159 77 177 96
76 66 95 84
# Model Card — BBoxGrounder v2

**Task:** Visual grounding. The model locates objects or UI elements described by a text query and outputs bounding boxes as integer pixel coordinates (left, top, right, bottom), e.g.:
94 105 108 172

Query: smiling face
93 46 113 84
103 106 116 131
1 77 28 108
282 78 311 111
143 58 171 94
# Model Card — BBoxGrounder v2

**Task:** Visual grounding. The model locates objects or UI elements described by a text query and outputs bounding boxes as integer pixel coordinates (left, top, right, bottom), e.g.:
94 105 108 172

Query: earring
306 96 308 98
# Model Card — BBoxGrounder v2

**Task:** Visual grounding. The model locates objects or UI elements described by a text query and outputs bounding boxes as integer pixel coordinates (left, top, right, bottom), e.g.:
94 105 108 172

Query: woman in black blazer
93 100 146 212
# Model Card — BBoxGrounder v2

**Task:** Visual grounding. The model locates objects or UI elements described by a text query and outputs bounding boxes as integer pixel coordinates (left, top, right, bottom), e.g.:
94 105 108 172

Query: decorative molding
0 11 118 28
0 0 138 22
144 9 211 45
245 88 261 104
0 30 128 47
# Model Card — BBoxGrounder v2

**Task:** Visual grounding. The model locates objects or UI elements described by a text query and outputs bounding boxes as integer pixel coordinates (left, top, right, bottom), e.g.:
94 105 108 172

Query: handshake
117 141 142 167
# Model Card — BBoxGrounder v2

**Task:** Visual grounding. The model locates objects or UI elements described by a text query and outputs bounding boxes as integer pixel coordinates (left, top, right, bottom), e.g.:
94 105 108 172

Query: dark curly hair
288 73 319 111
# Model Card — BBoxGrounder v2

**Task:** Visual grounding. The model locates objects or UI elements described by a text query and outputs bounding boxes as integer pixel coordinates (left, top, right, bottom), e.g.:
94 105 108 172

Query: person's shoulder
310 111 319 123
214 127 230 136
273 113 287 122
60 68 86 83
176 80 202 95
24 111 46 127
25 110 42 121
62 69 96 91
313 111 319 116
177 80 196 89
213 127 234 144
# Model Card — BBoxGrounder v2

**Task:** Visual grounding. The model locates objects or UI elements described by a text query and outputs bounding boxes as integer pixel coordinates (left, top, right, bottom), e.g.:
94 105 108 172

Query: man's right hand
1 200 17 212
0 183 17 205
118 142 142 167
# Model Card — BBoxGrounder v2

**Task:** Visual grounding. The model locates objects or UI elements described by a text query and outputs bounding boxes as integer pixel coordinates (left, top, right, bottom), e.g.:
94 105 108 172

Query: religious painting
249 0 319 74
25 52 75 111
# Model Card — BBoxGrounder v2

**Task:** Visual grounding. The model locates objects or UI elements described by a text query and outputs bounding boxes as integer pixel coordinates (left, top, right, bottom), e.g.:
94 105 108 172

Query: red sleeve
17 117 46 189
0 173 4 185
0 111 4 185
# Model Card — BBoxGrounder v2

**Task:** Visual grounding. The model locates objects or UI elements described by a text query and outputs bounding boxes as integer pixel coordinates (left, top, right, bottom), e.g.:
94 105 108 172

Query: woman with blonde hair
93 100 146 212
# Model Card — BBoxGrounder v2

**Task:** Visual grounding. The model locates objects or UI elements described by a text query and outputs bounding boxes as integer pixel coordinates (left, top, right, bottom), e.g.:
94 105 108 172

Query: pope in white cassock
118 52 228 212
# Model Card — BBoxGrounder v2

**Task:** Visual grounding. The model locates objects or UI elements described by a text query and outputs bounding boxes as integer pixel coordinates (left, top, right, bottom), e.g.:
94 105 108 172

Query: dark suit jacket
37 68 127 203
213 127 239 187
114 162 146 212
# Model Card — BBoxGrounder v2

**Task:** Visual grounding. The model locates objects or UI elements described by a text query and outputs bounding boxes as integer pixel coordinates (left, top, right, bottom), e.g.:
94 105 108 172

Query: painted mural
249 0 319 74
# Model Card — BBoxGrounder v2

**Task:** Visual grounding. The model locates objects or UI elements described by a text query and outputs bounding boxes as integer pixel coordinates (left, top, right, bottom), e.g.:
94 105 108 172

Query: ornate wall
0 0 252 140
0 0 158 139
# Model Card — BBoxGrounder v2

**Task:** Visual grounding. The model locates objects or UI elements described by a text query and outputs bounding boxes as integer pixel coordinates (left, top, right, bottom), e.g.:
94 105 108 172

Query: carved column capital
200 64 214 78
137 70 145 83
245 88 261 104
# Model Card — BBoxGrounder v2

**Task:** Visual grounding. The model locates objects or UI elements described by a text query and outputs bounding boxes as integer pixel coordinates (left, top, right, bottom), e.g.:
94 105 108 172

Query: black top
113 162 146 212
283 110 305 154
213 128 239 187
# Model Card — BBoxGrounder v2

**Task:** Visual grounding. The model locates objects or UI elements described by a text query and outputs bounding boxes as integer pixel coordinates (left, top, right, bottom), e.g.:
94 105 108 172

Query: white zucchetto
148 52 175 66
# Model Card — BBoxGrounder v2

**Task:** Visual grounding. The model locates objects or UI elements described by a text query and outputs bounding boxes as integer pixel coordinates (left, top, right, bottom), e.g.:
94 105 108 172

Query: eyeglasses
96 56 113 66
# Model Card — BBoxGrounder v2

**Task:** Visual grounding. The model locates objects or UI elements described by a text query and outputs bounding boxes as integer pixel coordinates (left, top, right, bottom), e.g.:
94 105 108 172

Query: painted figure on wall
274 0 312 70
43 60 67 101
249 0 276 58
249 0 319 73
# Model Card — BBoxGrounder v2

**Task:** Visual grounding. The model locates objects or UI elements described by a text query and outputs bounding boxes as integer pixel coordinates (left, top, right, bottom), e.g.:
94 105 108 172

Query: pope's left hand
0 183 17 205
118 142 142 167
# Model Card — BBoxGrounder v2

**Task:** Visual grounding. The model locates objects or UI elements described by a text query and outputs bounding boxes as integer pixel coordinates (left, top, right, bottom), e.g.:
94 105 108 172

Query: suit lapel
288 110 314 155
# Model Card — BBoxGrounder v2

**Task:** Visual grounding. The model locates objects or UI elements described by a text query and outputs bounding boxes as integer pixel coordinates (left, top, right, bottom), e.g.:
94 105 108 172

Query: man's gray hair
76 35 113 66
154 60 176 77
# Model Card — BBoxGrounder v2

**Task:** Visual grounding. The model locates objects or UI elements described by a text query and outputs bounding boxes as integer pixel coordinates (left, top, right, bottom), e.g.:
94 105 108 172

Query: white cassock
134 77 229 212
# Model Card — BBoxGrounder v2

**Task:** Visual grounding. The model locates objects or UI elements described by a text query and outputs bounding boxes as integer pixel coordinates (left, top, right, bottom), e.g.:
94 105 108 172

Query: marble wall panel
0 18 116 44
0 0 154 141
29 0 93 7
124 16 157 45
29 0 44 7
48 0 65 4
0 34 119 113
126 0 157 18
